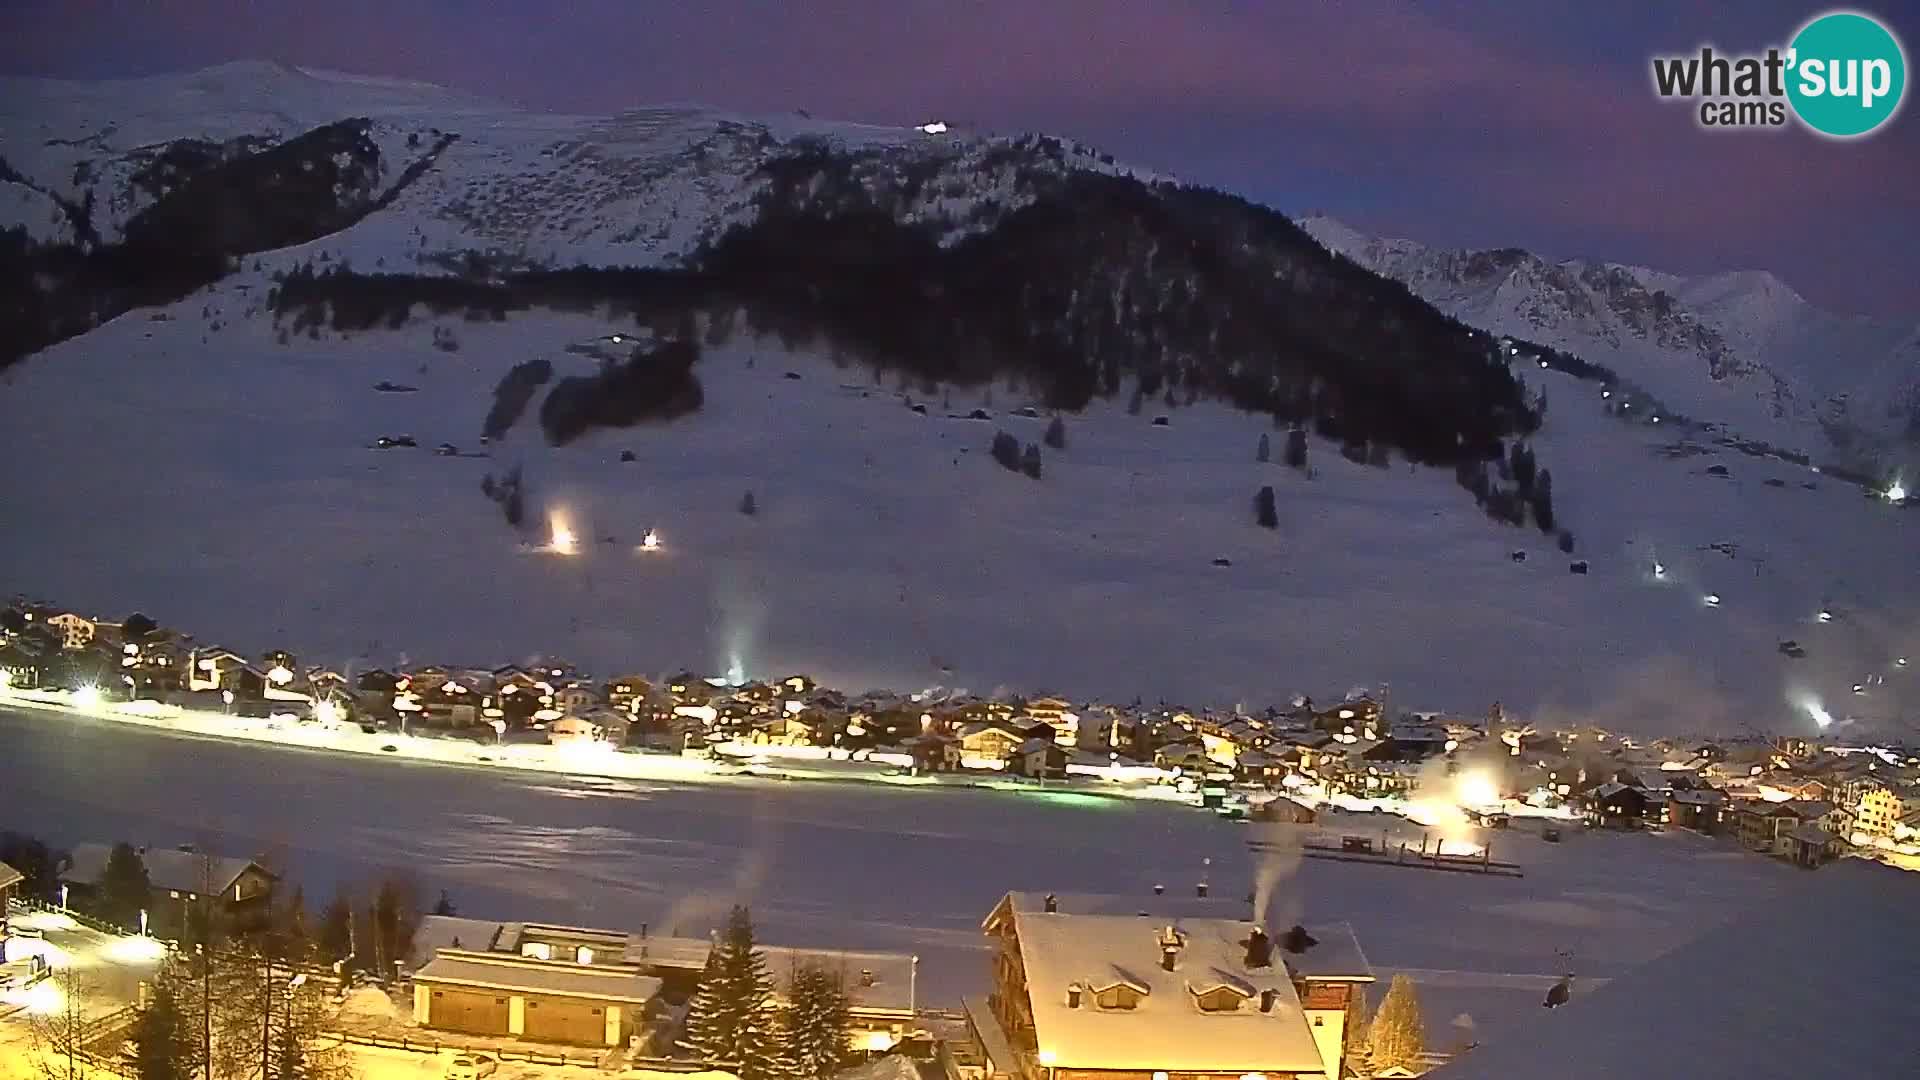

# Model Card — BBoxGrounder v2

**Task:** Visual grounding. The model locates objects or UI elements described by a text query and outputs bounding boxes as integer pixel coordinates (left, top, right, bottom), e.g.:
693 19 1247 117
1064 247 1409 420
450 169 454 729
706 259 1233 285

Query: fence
10 896 139 938
327 1031 608 1069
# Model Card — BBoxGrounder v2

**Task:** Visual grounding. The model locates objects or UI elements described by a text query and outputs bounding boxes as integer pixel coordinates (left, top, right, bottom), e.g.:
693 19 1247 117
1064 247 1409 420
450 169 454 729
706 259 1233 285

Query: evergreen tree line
680 907 857 1080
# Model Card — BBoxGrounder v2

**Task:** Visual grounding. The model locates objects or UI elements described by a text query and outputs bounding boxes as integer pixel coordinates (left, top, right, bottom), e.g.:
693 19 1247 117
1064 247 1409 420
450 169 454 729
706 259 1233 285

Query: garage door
523 996 607 1045
427 987 509 1035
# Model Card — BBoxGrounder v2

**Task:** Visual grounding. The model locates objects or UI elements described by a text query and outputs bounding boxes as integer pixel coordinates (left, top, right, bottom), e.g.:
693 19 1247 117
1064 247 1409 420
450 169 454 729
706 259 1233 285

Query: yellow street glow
548 512 578 555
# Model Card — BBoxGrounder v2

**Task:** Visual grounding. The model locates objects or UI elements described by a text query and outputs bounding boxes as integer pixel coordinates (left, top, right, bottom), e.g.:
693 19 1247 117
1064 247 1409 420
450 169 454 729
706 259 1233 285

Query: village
5 598 1920 875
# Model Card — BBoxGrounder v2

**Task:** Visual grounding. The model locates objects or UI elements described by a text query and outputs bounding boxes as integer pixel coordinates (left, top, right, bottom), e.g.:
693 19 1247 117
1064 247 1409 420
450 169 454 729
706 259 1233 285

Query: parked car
445 1054 497 1080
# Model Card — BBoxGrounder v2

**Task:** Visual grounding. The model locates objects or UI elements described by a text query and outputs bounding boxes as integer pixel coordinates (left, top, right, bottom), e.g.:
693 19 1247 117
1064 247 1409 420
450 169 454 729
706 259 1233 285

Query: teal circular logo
1787 11 1907 137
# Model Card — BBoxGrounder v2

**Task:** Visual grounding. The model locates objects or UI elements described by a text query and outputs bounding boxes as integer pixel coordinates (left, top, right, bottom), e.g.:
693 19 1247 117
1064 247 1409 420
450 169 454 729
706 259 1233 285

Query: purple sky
4 0 1916 318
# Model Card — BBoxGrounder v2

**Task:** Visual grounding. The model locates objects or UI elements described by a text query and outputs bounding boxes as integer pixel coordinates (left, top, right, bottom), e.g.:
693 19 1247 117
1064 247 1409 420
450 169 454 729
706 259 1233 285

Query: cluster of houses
7 599 1918 871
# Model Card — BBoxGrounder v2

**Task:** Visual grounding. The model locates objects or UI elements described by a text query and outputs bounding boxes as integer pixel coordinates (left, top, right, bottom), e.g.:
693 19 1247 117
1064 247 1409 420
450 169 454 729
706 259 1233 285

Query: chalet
605 675 653 711
1584 782 1658 829
61 843 275 939
1734 801 1805 856
971 892 1374 1080
1153 740 1209 772
409 918 917 1050
1313 696 1382 736
959 721 1028 765
1250 796 1317 825
414 949 659 1046
1235 749 1285 787
1374 723 1453 762
907 732 963 773
1021 697 1080 746
1667 788 1730 834
186 648 264 697
0 860 22 915
1788 824 1840 868
45 612 96 651
1011 737 1068 780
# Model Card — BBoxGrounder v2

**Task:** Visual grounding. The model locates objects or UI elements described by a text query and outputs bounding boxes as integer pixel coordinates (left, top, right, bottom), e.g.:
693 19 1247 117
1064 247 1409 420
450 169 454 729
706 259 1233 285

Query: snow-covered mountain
1300 214 1920 473
2 63 1916 735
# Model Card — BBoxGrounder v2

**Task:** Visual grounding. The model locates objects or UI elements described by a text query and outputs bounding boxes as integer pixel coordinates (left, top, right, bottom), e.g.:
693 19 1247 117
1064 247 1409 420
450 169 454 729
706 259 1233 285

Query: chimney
1280 925 1318 955
1259 988 1278 1013
1158 925 1183 971
1153 883 1165 896
860 969 875 988
1044 893 1058 913
1066 986 1082 1009
1244 927 1272 969
1196 881 1209 898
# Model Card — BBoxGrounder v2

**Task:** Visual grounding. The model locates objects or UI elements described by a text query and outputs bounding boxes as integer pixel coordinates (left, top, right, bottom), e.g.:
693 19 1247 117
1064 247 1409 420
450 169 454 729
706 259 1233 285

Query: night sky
5 1 1915 317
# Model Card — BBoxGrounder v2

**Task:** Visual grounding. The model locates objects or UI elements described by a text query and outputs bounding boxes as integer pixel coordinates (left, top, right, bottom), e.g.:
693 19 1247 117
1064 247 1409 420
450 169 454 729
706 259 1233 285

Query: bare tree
26 967 102 1080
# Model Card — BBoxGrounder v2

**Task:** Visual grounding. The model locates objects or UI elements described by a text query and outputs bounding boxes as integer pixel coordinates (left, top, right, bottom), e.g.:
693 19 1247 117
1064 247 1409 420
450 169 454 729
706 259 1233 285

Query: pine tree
1343 986 1374 1079
1256 433 1271 463
1021 443 1042 479
1255 486 1278 529
98 842 151 930
682 907 781 1080
431 890 457 917
781 965 852 1080
1530 468 1555 532
1367 973 1426 1074
740 491 758 516
1043 416 1067 450
316 889 353 964
1284 427 1308 469
129 969 199 1080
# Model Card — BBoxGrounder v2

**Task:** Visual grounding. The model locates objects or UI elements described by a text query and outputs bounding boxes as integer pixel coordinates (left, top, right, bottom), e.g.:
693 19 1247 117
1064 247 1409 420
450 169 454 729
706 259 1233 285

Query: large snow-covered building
966 892 1373 1080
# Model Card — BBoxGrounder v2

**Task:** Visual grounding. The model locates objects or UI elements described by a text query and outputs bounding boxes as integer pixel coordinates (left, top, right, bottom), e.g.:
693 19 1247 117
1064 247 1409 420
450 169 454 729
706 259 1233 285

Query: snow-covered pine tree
1367 973 1426 1074
781 964 853 1080
681 907 783 1080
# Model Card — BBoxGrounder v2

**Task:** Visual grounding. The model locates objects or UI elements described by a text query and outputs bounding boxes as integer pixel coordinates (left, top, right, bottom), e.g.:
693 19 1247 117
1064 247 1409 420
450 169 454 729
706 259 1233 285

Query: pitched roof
0 861 24 891
415 950 661 1004
62 843 267 895
1004 910 1327 1074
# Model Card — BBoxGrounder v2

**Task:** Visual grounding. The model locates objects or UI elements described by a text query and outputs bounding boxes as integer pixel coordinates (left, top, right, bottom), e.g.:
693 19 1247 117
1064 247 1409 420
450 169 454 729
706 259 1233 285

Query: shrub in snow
1255 485 1278 529
1257 433 1271 463
990 431 1022 472
1044 415 1067 450
1021 443 1043 479
1285 428 1308 469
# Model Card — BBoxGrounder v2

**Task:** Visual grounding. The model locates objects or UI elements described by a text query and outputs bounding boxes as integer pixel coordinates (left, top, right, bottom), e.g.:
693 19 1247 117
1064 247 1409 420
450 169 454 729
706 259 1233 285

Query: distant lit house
1854 784 1906 836
1011 737 1068 780
45 613 96 651
61 843 275 939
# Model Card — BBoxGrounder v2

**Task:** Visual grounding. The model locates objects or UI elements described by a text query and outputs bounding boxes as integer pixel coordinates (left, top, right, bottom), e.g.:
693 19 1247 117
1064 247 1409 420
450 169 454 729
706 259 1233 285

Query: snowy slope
1 65 1916 735
2 279 1915 735
1300 215 1920 473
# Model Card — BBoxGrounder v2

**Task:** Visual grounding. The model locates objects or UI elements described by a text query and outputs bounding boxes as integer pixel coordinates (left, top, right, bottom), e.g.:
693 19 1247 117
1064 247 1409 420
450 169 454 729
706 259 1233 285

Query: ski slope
2 272 1914 735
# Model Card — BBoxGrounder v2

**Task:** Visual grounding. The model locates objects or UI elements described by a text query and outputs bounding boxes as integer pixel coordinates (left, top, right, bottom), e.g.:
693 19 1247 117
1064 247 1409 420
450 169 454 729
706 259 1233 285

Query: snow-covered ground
0 701 1811 1047
3 287 1916 733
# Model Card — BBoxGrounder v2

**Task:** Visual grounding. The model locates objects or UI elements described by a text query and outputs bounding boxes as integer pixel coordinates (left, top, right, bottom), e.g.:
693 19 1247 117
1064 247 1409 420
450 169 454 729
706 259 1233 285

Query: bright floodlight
639 529 661 552
549 513 578 555
1456 771 1500 807
314 698 344 726
1703 593 1721 607
268 664 293 685
1898 658 1910 668
1817 610 1834 623
1886 482 1908 503
1806 702 1834 729
1653 562 1667 579
72 685 103 708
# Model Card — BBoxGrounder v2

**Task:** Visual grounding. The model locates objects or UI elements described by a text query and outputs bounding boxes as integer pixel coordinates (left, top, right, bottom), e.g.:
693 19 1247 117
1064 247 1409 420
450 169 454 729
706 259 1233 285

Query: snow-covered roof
1435 861 1920 1079
414 950 661 1004
0 860 23 891
1005 911 1327 1074
62 842 266 895
411 915 506 963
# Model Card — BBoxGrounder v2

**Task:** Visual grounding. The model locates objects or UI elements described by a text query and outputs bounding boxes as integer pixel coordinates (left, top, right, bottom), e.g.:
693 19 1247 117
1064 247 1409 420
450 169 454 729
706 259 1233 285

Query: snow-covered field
0 702 1805 1044
2 284 1915 732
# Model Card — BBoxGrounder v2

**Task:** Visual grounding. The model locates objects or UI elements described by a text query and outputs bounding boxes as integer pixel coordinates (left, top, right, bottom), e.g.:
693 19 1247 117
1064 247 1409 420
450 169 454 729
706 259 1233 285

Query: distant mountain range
1300 215 1919 475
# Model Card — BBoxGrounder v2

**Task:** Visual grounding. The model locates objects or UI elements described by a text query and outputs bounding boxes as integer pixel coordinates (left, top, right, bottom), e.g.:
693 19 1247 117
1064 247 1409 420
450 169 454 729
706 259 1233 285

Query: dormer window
1193 985 1248 1013
1095 985 1143 1010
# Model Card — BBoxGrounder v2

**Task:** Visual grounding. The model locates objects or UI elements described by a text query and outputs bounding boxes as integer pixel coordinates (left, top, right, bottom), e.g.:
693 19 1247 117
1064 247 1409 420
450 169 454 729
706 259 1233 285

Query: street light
59 884 68 909
139 909 149 936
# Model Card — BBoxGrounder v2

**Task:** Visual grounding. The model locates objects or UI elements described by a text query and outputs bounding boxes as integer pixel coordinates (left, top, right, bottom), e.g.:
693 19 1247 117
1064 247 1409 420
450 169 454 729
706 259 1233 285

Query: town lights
72 685 102 708
639 529 661 553
314 699 344 726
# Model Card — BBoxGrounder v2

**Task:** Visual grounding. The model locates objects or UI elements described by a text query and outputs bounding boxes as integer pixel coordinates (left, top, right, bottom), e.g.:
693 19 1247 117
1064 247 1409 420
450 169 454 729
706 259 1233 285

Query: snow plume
1530 654 1739 739
657 789 777 936
711 561 768 685
1250 821 1302 931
